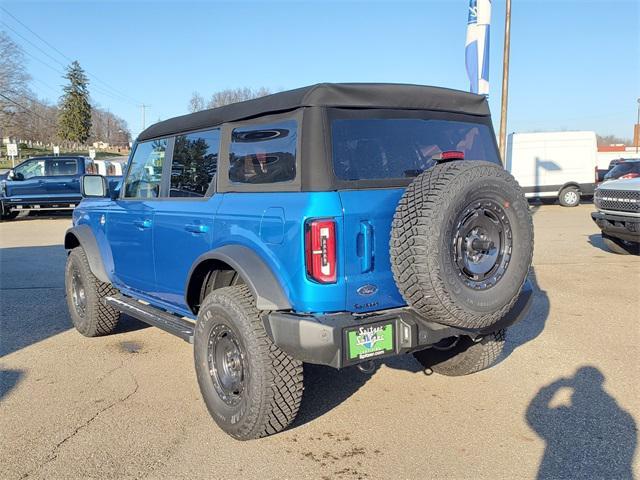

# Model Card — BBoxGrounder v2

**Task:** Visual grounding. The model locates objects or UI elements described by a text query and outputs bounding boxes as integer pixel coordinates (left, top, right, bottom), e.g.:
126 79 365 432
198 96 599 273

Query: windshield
331 118 499 181
604 161 640 180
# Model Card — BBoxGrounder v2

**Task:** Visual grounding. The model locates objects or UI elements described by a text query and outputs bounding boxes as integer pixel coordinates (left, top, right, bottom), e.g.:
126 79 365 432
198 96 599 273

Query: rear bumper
591 211 640 243
265 279 534 369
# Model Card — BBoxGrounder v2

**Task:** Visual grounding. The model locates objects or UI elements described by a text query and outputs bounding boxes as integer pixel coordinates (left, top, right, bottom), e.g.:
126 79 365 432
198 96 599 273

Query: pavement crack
19 370 139 479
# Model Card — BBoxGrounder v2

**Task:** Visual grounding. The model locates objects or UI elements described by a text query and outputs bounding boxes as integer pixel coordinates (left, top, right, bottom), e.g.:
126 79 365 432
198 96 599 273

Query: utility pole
636 98 639 154
139 104 149 131
498 0 512 162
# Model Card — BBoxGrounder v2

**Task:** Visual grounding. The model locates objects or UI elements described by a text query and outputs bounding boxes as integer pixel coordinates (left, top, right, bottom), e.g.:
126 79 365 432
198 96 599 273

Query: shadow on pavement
0 369 23 402
11 210 73 222
501 267 550 360
293 363 376 428
0 244 148 357
587 233 610 253
527 366 636 479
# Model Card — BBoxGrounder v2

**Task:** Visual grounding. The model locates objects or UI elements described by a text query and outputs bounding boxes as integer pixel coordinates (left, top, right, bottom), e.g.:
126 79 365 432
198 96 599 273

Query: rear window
604 161 640 180
332 119 499 181
229 120 297 184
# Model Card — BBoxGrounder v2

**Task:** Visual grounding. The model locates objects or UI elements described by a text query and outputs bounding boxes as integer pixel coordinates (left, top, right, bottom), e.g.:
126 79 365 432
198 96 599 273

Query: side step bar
104 295 195 343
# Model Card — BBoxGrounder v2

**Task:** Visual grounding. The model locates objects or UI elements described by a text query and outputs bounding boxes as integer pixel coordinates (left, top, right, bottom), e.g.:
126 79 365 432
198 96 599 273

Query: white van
506 131 597 207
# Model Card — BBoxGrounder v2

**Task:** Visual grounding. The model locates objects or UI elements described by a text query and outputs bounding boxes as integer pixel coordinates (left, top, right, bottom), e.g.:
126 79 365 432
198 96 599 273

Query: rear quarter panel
214 192 346 313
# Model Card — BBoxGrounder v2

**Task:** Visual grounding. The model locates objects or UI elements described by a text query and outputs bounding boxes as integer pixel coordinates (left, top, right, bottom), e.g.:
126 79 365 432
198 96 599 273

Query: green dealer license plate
345 321 395 364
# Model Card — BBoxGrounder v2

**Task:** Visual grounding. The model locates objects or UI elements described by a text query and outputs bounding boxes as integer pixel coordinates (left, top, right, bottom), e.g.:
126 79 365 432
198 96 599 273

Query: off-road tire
194 285 303 440
602 234 639 255
390 160 533 329
558 186 580 207
65 247 120 337
0 210 19 221
413 329 506 376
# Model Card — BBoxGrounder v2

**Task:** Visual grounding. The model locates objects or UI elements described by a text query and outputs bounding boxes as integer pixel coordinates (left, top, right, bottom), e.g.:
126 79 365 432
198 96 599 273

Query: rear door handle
133 219 152 229
185 224 209 234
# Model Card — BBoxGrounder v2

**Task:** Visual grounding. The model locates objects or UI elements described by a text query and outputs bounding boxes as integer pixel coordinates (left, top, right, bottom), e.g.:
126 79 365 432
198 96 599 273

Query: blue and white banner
465 0 491 95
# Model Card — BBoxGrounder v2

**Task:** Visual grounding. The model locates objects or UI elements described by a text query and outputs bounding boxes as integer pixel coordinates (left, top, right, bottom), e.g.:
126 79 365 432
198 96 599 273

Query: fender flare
64 225 110 283
187 245 292 311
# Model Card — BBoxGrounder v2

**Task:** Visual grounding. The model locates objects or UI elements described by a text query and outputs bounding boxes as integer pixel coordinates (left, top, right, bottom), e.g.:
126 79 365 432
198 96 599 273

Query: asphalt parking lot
1 205 638 480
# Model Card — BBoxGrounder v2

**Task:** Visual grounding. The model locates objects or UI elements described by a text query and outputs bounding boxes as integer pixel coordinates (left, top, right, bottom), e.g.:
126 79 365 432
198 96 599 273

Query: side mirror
81 174 109 198
13 172 24 181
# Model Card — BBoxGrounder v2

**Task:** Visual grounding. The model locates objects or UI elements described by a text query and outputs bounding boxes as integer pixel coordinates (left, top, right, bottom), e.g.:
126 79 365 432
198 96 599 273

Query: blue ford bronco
64 83 534 440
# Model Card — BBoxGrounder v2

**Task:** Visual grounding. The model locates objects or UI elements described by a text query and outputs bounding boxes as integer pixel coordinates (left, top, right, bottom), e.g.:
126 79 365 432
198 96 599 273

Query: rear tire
194 285 303 440
558 186 580 207
602 234 639 255
65 247 120 337
413 330 506 376
390 161 533 330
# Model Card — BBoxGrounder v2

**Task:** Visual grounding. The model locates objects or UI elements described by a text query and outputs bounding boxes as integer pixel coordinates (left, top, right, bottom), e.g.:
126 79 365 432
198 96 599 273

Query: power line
0 20 67 69
4 32 140 106
0 92 56 126
1 6 72 63
1 7 142 105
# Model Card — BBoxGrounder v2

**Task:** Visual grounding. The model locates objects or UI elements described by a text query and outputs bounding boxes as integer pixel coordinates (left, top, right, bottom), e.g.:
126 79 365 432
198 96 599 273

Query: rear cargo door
338 189 406 313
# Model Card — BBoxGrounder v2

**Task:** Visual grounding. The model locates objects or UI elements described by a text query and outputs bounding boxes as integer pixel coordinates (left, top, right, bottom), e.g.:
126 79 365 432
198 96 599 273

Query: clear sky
2 0 639 140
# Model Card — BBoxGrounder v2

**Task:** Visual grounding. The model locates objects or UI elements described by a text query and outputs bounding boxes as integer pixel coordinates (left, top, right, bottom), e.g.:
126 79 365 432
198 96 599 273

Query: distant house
92 141 110 149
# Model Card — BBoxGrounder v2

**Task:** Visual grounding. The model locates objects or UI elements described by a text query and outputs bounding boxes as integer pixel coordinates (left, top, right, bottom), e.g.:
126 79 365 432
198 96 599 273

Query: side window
229 120 296 184
86 161 98 174
170 129 220 197
47 159 78 176
14 159 45 180
123 139 167 198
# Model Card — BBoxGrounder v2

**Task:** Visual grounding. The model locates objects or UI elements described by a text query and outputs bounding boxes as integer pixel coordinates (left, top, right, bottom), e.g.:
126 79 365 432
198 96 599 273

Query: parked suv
0 155 121 220
592 177 640 254
64 83 534 440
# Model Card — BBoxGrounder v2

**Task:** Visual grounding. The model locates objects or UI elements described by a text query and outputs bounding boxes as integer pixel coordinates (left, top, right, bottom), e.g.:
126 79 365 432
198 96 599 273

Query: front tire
0 210 19 221
559 186 580 207
65 247 121 336
194 285 303 440
413 330 506 376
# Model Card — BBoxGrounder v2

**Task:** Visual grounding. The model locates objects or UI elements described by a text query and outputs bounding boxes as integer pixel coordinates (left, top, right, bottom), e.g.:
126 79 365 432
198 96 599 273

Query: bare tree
207 87 271 109
596 134 632 146
188 92 206 113
187 87 271 112
0 31 32 138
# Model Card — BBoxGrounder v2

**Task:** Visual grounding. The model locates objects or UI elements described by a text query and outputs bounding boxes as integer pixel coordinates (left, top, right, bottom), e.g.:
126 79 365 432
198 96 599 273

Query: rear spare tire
390 160 533 329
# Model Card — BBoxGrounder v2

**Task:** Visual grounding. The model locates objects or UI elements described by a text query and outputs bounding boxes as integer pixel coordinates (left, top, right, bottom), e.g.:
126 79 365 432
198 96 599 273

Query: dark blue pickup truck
0 156 121 220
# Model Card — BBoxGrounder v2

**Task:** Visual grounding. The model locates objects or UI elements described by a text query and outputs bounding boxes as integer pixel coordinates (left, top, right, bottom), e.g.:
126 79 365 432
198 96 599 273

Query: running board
104 295 195 343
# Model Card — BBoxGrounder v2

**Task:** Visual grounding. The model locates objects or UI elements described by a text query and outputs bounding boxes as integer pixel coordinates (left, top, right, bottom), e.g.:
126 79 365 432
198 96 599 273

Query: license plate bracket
343 320 396 366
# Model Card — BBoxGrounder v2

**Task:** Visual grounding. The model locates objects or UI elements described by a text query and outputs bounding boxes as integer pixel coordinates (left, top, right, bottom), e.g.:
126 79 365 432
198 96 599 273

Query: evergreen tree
58 61 91 144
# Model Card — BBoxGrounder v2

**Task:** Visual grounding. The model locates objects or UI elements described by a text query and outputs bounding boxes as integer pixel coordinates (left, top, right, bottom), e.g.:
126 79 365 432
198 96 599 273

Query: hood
596 177 640 192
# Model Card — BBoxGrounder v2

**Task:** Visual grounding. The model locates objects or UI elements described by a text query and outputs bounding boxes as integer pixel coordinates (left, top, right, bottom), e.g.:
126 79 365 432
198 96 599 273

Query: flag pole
498 0 512 162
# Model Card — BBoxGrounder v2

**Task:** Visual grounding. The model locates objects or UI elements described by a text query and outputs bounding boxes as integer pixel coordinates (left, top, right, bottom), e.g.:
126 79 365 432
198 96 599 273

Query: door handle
359 221 374 273
133 219 152 229
185 224 209 234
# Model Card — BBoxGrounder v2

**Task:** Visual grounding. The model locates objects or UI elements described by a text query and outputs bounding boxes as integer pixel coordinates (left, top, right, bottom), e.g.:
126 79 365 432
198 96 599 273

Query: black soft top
138 83 490 141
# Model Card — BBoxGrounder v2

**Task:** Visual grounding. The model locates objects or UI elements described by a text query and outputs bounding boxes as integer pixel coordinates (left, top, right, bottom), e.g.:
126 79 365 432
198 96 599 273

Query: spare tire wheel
390 160 533 329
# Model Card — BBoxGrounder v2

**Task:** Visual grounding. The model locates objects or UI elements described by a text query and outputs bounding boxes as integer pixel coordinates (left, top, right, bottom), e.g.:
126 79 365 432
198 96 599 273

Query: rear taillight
305 219 337 283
